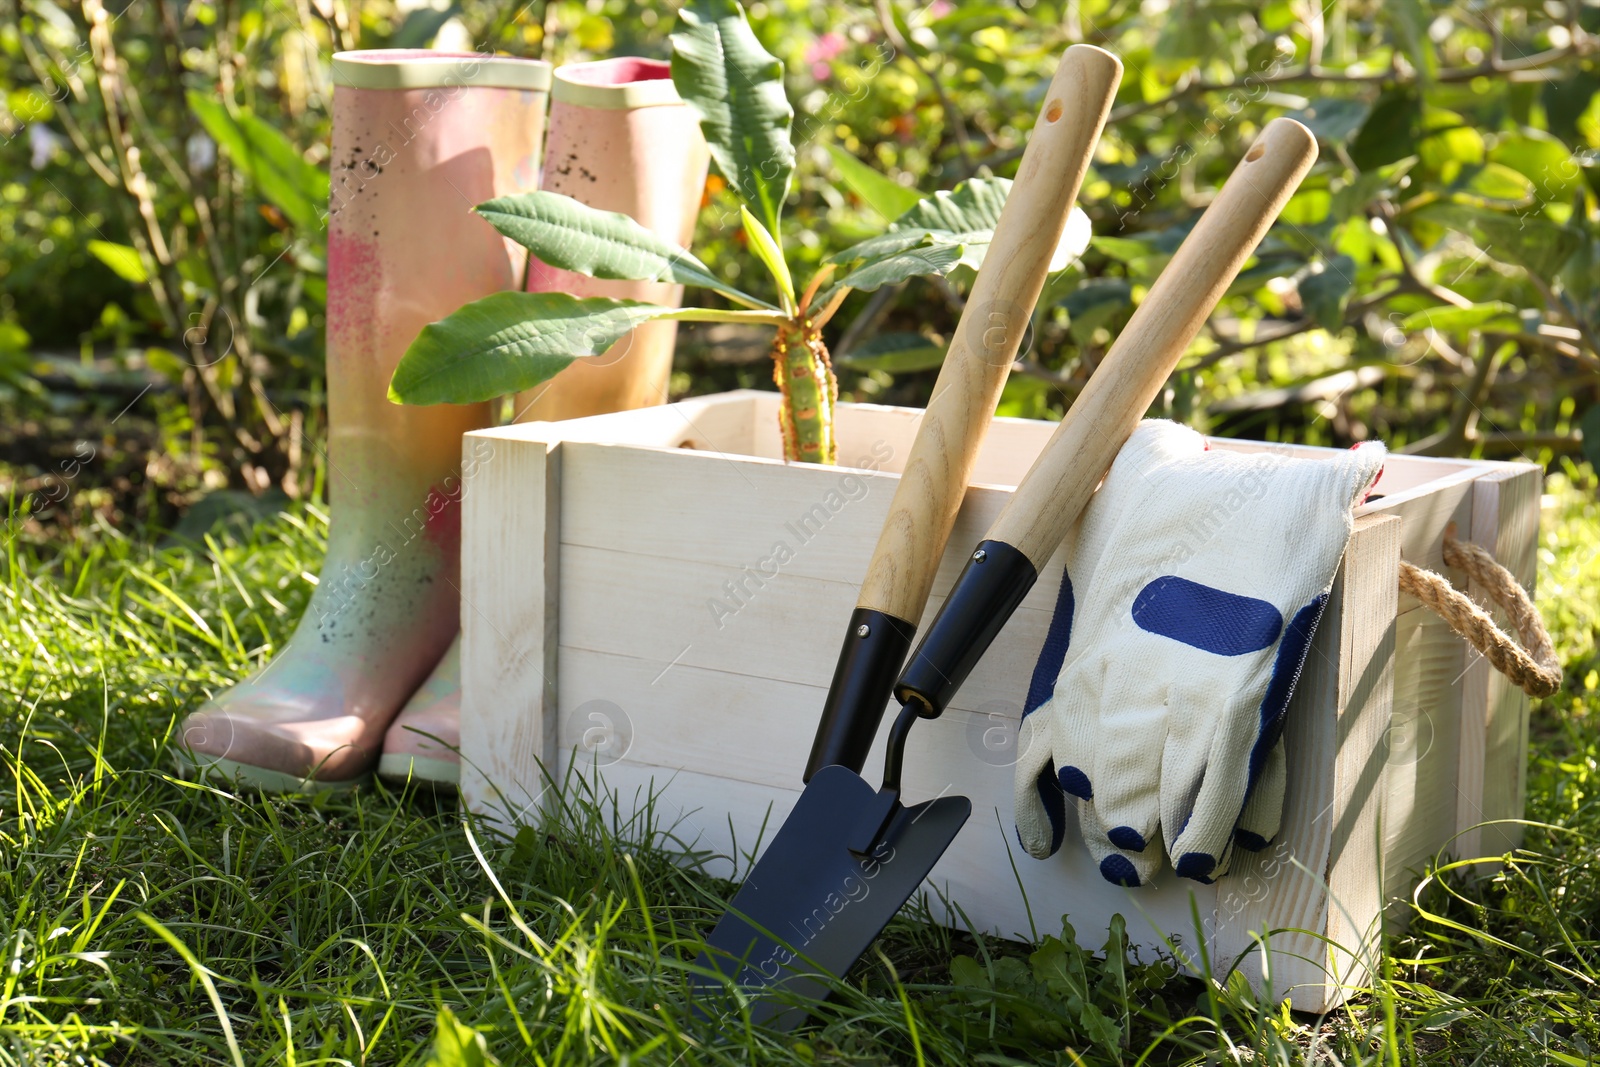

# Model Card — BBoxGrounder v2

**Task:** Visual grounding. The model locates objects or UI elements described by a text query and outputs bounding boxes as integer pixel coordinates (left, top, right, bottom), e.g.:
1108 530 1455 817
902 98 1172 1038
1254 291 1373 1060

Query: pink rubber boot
379 57 709 789
178 50 550 791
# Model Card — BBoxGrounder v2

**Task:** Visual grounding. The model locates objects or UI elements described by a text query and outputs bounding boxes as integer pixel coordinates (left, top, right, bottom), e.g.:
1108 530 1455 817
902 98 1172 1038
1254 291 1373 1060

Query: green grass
1 470 1597 1066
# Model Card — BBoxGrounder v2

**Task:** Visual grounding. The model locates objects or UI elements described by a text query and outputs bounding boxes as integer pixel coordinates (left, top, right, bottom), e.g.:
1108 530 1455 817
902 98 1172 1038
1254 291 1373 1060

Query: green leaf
87 241 150 284
826 144 923 222
995 373 1056 420
1287 98 1370 145
1090 233 1173 283
0 321 31 355
391 4 460 48
949 954 989 989
391 293 678 405
830 177 1090 274
1297 256 1356 331
1541 67 1600 149
823 244 962 305
1415 203 1584 281
670 0 795 237
1414 1007 1474 1032
1060 278 1133 345
475 192 766 309
884 177 1007 259
739 205 796 312
1333 159 1414 219
1454 162 1536 205
1419 108 1485 180
424 1007 498 1067
1350 85 1421 171
1089 235 1155 264
1400 301 1518 333
189 91 329 234
1383 0 1436 80
838 331 945 372
1280 187 1332 226
1490 130 1583 200
1153 0 1223 70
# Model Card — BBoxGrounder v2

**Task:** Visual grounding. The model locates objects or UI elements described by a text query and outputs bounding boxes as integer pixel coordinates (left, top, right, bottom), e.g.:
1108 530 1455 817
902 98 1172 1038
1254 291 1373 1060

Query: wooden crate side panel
554 543 1061 723
1209 573 1340 1007
552 753 804 883
460 432 561 827
492 390 764 452
1362 470 1479 576
1323 513 1401 1005
1457 464 1541 861
557 653 1214 961
1215 515 1399 1012
557 441 1054 606
1382 607 1466 901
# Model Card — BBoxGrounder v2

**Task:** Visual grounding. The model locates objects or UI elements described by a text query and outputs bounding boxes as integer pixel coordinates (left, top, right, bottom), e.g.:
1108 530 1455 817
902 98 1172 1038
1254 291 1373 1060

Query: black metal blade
692 765 970 1030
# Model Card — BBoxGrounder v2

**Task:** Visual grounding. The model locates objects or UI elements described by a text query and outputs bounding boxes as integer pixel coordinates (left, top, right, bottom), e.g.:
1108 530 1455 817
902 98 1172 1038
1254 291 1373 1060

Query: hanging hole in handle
1244 143 1265 162
1045 100 1063 123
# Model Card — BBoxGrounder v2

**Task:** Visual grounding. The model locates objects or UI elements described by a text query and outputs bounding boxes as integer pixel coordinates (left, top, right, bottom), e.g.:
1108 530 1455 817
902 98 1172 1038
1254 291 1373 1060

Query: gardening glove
1014 420 1385 887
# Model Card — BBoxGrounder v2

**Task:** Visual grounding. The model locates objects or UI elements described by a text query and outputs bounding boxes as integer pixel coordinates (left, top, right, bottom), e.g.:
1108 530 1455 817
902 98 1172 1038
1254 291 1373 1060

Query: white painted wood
458 429 561 828
459 391 1538 1015
1456 463 1541 864
1382 607 1466 901
1319 512 1400 1007
1216 515 1400 1010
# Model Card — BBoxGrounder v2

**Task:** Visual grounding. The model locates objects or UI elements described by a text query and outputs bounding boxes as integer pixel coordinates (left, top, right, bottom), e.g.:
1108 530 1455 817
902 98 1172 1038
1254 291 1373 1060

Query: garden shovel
694 117 1320 1030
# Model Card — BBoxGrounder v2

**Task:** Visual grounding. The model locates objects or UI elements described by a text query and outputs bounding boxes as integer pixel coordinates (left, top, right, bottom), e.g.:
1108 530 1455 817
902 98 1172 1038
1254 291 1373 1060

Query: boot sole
377 753 460 791
174 752 369 794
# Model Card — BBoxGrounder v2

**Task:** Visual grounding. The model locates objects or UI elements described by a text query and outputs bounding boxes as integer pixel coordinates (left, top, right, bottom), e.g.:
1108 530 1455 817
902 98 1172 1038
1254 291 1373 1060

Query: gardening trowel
686 41 1123 1027
694 117 1320 1030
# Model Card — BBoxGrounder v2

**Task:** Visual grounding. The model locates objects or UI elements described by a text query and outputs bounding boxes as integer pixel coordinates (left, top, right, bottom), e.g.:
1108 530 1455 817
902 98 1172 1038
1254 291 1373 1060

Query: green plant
387 0 1086 465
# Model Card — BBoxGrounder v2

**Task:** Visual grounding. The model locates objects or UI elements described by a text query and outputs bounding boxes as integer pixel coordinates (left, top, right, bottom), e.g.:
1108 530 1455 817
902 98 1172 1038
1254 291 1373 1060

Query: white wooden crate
457 390 1540 1013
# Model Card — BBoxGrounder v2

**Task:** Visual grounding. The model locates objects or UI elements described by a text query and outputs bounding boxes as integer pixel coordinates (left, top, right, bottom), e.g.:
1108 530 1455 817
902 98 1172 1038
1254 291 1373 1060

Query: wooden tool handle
856 44 1122 622
987 117 1319 567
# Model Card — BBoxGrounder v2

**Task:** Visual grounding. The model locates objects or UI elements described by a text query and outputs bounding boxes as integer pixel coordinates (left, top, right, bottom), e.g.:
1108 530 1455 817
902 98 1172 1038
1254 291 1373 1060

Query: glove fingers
1234 737 1287 853
1082 687 1167 871
1079 801 1164 888
1014 709 1067 859
1164 704 1257 884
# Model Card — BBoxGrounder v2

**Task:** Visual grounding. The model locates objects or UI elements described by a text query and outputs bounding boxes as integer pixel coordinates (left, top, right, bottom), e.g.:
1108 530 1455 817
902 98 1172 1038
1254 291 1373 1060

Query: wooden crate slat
459 432 562 828
1215 514 1399 1009
555 540 1065 709
1382 608 1467 901
1456 464 1542 863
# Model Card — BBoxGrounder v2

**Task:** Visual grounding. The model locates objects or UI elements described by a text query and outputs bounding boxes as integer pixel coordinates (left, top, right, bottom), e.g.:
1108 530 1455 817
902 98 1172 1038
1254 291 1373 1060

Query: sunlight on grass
0 473 1594 1064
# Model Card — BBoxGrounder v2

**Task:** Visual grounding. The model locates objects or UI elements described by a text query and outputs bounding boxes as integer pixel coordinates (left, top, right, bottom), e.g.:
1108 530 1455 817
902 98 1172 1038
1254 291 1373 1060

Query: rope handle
1397 527 1561 698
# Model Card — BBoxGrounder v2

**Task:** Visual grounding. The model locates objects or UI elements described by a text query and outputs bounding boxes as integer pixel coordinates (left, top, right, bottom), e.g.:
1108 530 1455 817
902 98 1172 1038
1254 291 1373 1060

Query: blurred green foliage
2 0 1599 534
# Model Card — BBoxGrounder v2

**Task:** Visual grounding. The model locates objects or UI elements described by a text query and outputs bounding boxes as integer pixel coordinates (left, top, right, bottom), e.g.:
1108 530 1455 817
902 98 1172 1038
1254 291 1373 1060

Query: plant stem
771 317 837 464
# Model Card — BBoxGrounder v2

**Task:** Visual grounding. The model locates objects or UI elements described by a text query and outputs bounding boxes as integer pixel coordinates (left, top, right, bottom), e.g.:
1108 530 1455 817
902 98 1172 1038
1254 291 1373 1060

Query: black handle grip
803 608 918 781
894 540 1039 718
